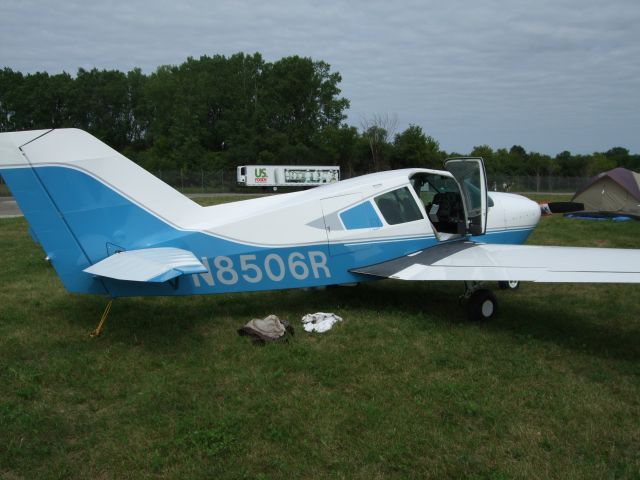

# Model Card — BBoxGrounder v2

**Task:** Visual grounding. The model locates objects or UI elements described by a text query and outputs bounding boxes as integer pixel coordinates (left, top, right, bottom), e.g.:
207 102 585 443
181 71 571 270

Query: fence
486 175 589 194
0 169 590 196
153 169 238 193
152 170 590 195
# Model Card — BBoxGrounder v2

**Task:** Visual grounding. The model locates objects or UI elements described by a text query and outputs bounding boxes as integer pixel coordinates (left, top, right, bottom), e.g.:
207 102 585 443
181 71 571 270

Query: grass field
1 195 640 479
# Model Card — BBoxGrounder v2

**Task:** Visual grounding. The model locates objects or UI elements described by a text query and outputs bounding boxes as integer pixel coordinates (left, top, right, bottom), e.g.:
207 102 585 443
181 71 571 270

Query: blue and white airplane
1 129 639 332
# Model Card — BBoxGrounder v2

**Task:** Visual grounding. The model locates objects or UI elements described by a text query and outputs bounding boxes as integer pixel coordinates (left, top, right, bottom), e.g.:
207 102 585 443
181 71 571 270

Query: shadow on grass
364 282 640 363
486 297 640 363
62 280 640 363
61 280 461 348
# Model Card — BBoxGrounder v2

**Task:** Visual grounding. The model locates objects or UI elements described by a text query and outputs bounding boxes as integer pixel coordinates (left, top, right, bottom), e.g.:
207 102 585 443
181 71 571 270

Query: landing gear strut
462 282 498 321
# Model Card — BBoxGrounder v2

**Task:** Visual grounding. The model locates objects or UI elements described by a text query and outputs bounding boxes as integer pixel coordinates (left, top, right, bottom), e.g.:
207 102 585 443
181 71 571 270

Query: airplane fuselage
0 129 541 299
1 163 540 297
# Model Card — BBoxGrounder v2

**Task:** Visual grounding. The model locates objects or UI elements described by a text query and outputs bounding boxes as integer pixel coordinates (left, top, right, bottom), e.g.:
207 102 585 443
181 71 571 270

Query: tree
505 145 528 175
314 125 359 176
392 124 441 169
126 68 150 148
526 152 552 191
587 153 616 176
470 145 495 173
2 54 638 181
261 56 349 145
0 68 24 131
605 147 631 169
361 114 398 171
556 151 589 177
69 68 132 150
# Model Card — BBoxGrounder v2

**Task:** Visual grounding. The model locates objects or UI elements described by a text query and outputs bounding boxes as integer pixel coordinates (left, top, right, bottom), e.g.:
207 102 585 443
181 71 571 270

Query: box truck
237 165 340 189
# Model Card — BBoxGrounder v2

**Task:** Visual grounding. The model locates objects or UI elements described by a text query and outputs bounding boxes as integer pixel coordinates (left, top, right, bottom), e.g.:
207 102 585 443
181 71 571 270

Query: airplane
1 128 639 335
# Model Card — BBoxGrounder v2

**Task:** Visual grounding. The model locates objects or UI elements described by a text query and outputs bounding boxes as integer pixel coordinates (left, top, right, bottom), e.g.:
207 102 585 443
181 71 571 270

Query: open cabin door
444 157 488 236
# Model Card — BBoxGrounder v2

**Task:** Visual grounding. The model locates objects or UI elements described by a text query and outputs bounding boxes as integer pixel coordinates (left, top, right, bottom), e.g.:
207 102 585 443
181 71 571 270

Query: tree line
1 53 638 178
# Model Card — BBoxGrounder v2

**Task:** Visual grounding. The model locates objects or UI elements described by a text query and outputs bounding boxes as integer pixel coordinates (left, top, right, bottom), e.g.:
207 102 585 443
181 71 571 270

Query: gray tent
572 167 640 217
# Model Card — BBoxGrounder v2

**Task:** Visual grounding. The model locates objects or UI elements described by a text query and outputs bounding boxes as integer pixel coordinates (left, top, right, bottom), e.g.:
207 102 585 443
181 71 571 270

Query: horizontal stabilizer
84 248 207 283
351 241 640 283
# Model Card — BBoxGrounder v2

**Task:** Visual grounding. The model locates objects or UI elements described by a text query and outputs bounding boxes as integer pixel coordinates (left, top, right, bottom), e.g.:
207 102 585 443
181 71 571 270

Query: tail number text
192 251 331 287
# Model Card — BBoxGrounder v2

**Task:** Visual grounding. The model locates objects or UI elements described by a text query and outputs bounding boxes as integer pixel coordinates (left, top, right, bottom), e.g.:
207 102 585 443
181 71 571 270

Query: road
0 197 22 218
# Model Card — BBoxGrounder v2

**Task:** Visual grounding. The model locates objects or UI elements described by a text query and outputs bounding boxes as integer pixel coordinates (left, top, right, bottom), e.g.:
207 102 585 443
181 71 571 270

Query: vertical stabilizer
0 129 202 295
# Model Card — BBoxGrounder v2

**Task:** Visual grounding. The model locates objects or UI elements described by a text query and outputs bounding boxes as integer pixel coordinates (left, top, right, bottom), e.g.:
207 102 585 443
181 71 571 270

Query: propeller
539 201 584 215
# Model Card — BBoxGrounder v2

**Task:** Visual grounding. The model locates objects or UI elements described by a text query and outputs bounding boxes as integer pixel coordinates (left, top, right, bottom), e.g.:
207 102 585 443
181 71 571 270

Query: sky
1 0 639 155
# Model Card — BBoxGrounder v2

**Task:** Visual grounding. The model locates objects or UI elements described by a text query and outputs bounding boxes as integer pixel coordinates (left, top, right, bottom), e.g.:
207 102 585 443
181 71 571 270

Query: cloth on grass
301 312 343 333
238 315 294 345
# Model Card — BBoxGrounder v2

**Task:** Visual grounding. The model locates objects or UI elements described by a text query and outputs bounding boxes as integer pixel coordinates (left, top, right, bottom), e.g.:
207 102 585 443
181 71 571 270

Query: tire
498 280 520 290
467 289 498 321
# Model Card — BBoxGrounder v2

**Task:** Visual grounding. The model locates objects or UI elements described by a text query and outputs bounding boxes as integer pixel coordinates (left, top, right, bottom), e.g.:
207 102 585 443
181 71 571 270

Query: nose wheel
498 280 520 290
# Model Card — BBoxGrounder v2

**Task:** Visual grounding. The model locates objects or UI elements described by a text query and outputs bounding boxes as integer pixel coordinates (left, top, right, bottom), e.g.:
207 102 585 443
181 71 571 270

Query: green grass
1 198 640 479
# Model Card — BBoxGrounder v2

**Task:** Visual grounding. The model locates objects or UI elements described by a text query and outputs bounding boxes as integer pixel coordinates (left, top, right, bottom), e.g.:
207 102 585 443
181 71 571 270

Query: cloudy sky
2 0 639 154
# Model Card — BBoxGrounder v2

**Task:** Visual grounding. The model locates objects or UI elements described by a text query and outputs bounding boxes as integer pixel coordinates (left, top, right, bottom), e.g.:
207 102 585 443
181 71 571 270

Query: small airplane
1 129 639 335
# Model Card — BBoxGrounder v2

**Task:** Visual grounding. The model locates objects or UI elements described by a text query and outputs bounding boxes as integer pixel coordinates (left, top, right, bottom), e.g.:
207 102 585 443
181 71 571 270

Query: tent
572 167 640 217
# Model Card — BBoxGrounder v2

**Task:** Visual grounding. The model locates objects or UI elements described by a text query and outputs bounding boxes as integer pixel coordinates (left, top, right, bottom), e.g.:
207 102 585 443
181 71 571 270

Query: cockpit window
411 173 459 204
374 187 424 225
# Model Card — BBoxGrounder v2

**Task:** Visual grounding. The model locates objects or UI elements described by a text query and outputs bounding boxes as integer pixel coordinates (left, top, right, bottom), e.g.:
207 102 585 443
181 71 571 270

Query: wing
84 247 207 283
351 241 640 283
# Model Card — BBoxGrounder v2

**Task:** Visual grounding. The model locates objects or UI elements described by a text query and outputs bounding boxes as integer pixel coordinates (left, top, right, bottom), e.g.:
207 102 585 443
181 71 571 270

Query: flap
351 241 640 283
84 247 207 283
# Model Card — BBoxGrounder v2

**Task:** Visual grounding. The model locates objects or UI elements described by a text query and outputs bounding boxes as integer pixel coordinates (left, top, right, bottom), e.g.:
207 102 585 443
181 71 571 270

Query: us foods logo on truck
254 168 268 183
237 165 340 189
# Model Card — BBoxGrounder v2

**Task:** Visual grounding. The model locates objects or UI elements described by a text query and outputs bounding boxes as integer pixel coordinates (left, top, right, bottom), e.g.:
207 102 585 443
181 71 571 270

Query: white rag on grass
301 312 343 333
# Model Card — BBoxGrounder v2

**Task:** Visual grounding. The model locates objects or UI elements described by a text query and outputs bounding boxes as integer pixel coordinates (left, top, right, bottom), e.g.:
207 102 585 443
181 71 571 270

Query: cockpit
410 170 492 239
410 173 466 236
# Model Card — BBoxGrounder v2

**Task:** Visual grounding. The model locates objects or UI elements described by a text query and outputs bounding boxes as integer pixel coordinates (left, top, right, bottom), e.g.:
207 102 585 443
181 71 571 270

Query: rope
90 300 113 337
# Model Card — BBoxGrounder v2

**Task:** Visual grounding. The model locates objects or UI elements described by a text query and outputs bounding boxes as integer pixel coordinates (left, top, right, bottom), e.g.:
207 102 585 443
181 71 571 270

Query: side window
374 187 424 225
340 201 383 230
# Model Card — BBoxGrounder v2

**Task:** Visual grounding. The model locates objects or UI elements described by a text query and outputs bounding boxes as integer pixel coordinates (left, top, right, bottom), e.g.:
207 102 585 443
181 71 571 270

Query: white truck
236 165 340 189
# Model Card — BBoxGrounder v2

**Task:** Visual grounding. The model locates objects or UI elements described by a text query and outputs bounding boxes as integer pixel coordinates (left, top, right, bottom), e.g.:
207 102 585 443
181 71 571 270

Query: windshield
410 173 460 204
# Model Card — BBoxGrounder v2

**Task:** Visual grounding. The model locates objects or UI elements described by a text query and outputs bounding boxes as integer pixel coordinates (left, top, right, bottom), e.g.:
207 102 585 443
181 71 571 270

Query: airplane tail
0 129 201 295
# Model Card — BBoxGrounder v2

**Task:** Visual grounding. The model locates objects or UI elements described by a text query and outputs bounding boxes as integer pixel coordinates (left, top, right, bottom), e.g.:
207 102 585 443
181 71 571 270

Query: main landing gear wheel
498 280 520 290
467 289 498 321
